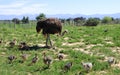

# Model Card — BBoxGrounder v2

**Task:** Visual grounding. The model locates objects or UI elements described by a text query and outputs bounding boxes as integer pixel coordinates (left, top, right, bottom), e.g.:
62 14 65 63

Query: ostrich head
36 20 44 33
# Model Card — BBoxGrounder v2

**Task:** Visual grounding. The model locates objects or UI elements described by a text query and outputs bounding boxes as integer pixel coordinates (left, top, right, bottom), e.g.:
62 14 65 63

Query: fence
0 20 37 29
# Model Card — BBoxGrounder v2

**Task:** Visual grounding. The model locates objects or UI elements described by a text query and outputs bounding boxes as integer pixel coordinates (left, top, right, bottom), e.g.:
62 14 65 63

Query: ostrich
63 62 72 72
81 62 93 73
36 18 62 48
42 52 52 68
9 39 17 47
107 57 115 66
18 42 29 50
20 51 27 63
29 54 38 66
57 53 64 60
31 54 38 64
8 55 17 64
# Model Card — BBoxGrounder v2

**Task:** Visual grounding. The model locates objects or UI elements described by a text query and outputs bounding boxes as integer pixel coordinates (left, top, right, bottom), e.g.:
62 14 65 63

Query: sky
0 0 120 15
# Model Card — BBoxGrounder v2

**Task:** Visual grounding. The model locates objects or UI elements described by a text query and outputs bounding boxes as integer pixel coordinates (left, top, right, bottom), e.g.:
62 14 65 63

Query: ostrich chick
57 53 64 60
20 51 27 63
29 54 38 66
9 39 17 47
19 42 29 50
107 57 115 66
8 55 16 63
32 54 38 64
43 52 52 68
63 62 72 72
81 62 93 73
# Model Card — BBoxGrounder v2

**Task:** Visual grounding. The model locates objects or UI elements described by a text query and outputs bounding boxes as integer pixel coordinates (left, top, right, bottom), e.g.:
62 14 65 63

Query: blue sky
0 0 120 15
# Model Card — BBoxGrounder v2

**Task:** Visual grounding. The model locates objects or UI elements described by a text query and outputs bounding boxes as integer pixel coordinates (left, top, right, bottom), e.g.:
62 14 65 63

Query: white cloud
0 1 48 15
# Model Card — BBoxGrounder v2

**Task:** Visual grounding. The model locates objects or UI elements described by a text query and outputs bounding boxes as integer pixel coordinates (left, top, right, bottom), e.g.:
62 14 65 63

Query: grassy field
0 23 120 75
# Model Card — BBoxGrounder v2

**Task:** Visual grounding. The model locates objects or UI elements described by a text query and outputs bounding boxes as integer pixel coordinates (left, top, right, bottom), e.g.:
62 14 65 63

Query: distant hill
0 13 120 20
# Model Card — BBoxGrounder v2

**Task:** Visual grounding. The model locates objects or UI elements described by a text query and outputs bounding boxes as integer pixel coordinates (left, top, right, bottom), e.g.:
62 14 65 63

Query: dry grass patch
63 37 69 41
98 71 107 75
62 42 84 46
110 47 120 53
86 44 95 49
74 48 93 55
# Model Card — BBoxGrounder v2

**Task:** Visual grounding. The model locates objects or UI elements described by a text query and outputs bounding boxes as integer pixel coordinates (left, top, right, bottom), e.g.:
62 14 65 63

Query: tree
36 13 46 21
22 16 29 24
66 18 74 25
84 18 99 26
59 18 66 23
26 17 29 23
22 16 26 23
102 16 113 24
12 18 20 24
74 17 86 26
114 18 120 24
12 18 20 29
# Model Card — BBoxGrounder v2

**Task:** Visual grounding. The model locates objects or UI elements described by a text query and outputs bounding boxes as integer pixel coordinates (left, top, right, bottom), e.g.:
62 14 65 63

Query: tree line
12 16 29 24
9 13 120 26
61 16 120 26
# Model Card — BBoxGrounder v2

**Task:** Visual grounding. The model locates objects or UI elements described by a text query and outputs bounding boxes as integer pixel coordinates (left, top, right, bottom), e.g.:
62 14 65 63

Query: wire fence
0 20 37 29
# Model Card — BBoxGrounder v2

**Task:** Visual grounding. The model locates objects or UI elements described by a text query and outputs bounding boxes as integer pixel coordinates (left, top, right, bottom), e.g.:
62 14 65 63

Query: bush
102 16 113 24
22 16 29 24
36 13 46 21
84 18 99 26
12 18 20 24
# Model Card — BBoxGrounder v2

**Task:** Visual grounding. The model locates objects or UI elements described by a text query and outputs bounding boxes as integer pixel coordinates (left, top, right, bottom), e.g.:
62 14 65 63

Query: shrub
102 16 113 24
84 18 99 26
12 18 20 24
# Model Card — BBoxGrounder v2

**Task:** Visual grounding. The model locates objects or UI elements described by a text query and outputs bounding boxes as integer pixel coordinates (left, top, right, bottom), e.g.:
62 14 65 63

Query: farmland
0 23 120 75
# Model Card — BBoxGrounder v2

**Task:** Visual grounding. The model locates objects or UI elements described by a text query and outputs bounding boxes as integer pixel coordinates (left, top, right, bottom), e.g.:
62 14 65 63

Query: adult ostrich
36 18 62 48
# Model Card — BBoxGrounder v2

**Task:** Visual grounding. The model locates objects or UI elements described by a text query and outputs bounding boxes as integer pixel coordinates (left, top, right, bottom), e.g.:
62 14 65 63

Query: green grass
0 23 120 75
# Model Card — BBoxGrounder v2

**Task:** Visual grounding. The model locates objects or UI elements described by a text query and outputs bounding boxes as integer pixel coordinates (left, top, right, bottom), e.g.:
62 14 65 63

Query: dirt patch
63 37 69 41
98 71 107 75
86 44 95 49
96 44 104 46
104 37 113 41
54 58 69 61
0 52 6 57
62 42 84 46
106 41 114 44
37 44 45 47
74 48 93 56
27 72 32 75
104 37 114 44
113 62 120 68
1 52 6 55
110 47 120 53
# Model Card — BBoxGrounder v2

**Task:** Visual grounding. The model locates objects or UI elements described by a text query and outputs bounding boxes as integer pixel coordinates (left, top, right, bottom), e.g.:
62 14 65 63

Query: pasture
0 23 120 75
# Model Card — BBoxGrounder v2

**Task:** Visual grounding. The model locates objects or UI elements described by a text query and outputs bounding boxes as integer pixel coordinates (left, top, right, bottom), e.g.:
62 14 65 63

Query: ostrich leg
46 34 49 47
48 34 53 47
46 34 53 47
